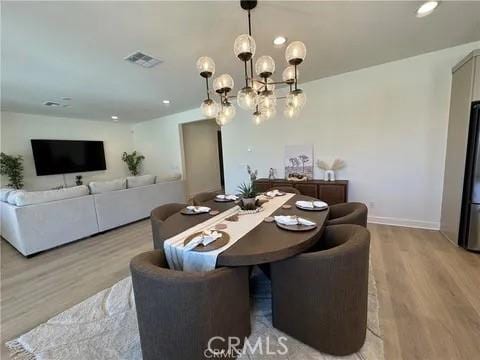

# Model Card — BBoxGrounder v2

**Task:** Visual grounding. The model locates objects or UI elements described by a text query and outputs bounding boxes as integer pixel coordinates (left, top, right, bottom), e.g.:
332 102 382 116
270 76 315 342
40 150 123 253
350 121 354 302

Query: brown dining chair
326 202 368 227
151 203 187 249
192 191 221 205
270 224 370 356
130 250 251 360
266 186 300 195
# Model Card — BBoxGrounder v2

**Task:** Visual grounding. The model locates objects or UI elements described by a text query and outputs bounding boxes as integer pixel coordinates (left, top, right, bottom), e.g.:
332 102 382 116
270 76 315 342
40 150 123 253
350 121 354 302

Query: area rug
6 265 384 360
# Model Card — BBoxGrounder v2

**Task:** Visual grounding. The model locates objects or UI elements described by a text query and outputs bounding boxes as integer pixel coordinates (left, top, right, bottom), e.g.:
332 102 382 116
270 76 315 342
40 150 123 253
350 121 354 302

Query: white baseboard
368 216 440 230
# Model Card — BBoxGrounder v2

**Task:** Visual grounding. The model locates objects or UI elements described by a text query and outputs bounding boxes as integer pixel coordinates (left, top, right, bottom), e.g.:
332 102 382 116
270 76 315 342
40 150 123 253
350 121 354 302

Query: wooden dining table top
161 194 329 266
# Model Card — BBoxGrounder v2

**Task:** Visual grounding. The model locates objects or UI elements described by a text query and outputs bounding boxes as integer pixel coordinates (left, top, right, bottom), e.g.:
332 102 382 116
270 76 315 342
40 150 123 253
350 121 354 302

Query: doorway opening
181 119 224 200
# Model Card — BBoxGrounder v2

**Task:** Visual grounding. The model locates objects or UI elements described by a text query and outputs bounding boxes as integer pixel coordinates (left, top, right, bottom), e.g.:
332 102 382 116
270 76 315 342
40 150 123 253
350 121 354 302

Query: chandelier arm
205 77 210 100
294 64 298 91
244 61 249 88
248 9 254 87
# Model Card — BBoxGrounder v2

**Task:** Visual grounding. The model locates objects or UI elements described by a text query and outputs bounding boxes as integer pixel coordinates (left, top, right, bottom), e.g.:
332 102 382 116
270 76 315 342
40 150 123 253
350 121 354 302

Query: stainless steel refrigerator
459 101 480 251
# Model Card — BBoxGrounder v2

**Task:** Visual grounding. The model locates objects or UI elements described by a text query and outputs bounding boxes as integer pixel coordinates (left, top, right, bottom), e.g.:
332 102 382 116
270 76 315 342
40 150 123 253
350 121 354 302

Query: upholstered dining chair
131 250 251 360
270 224 370 356
326 202 368 227
151 203 187 249
192 191 221 205
266 186 300 195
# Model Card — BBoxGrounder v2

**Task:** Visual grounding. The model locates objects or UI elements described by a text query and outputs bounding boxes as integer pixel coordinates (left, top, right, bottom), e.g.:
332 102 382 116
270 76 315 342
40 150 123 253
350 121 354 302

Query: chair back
271 224 370 355
150 203 186 249
192 191 221 205
130 250 250 360
327 202 368 227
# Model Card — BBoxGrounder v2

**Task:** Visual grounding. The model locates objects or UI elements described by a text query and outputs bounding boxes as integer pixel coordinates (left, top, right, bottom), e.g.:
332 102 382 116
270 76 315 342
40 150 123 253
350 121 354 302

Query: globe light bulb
200 99 218 118
282 65 297 84
286 89 307 110
196 57 215 78
216 111 228 127
222 102 236 121
260 105 276 120
255 55 275 78
284 104 300 119
258 91 277 109
285 41 307 65
252 80 264 93
237 87 258 110
234 34 256 62
252 110 263 126
213 74 234 93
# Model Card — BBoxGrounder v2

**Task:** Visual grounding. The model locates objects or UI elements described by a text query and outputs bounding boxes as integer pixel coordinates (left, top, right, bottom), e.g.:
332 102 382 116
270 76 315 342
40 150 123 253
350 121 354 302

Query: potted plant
0 152 24 189
75 175 83 186
121 151 145 176
237 182 258 210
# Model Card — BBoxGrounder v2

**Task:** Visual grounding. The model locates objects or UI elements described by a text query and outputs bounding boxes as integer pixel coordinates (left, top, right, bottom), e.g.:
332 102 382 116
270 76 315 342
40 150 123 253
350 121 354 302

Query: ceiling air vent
124 51 162 68
43 101 61 107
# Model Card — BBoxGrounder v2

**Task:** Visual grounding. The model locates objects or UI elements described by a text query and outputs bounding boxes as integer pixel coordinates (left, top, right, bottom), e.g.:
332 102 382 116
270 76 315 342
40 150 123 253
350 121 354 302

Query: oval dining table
161 194 330 267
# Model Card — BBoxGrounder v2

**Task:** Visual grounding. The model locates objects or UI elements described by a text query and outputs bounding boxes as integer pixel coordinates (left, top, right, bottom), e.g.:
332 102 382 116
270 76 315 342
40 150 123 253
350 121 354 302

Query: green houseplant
121 151 145 176
237 182 258 210
0 152 24 189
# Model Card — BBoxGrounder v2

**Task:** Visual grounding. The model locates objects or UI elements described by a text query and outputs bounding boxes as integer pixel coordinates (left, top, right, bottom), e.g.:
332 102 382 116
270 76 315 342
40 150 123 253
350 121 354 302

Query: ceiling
2 1 480 123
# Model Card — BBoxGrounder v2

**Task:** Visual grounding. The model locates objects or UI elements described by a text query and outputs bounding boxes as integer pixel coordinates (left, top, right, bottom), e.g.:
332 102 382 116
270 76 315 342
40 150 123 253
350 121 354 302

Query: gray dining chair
326 202 368 227
266 186 300 195
270 224 370 356
192 191 222 205
151 203 187 249
130 250 251 360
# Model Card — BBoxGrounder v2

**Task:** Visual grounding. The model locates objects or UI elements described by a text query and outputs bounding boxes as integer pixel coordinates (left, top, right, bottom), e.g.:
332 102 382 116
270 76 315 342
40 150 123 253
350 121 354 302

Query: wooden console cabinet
253 178 348 205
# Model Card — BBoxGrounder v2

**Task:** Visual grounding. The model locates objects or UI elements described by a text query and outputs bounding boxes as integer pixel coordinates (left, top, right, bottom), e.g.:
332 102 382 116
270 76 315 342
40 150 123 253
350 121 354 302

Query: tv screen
31 139 106 176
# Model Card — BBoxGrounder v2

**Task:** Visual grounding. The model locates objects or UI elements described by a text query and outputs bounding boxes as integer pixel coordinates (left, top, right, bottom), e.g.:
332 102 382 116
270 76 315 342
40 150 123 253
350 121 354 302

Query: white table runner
164 193 295 272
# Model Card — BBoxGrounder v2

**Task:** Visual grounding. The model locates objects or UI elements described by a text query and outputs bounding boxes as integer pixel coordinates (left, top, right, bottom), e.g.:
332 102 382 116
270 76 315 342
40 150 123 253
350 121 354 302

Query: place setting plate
275 216 317 232
181 207 211 215
295 202 328 212
214 195 237 203
184 231 230 252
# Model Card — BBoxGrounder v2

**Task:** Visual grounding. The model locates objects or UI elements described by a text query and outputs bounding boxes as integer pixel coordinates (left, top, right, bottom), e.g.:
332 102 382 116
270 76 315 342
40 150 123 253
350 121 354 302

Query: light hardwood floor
1 221 479 359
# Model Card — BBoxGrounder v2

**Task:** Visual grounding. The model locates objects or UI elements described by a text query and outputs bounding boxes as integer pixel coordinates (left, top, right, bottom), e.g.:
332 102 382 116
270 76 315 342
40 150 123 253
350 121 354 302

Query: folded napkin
296 200 328 209
216 194 238 200
184 230 223 251
274 215 316 226
186 205 211 213
266 189 282 197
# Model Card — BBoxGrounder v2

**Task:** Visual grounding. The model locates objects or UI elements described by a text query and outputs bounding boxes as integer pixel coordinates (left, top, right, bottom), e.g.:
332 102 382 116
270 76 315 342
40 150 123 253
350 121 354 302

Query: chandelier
196 0 307 126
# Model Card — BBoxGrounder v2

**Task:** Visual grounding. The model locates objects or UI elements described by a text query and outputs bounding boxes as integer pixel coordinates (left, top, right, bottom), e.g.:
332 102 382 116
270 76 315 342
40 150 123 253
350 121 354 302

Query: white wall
132 41 480 229
0 112 134 190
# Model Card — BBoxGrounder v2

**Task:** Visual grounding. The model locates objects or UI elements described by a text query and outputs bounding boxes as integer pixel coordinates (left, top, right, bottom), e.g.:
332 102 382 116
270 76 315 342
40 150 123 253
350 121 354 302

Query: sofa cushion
89 178 126 194
7 190 26 205
0 188 15 202
14 186 90 207
127 174 156 188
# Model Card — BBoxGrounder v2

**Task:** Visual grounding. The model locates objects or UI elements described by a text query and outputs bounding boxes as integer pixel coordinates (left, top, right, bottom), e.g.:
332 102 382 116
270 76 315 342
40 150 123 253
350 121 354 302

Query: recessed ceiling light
111 115 119 120
273 36 287 46
43 101 61 107
162 100 170 104
416 1 439 18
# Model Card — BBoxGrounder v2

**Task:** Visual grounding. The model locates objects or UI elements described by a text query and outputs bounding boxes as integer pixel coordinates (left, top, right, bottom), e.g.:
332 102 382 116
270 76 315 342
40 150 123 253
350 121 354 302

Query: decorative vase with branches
121 151 145 176
0 152 24 189
317 158 346 181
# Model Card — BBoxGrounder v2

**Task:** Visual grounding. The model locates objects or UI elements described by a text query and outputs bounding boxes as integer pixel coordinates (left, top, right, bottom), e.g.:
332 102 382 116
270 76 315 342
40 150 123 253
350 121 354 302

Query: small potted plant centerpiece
237 182 258 211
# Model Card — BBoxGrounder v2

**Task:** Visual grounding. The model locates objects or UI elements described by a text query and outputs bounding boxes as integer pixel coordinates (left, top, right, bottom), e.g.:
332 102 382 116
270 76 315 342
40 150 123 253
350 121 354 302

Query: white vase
324 170 335 181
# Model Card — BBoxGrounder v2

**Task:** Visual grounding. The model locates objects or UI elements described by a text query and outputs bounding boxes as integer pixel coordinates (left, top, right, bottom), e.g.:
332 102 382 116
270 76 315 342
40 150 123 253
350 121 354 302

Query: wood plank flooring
1 222 479 359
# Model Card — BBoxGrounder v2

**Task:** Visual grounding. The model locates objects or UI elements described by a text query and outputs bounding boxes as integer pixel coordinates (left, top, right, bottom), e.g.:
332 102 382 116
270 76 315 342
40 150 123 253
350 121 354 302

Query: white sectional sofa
0 178 185 256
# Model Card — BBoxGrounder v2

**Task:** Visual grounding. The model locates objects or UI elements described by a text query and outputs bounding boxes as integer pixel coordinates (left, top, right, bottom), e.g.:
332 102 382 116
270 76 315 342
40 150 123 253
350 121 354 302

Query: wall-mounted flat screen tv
31 139 107 176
